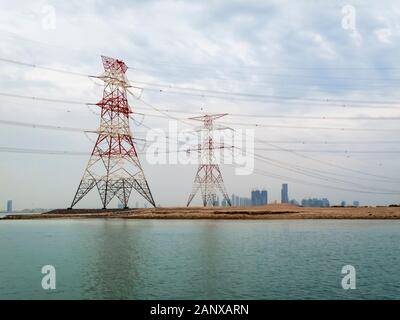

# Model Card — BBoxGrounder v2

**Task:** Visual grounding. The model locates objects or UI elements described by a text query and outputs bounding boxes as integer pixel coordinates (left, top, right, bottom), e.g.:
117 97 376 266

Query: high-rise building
251 190 267 206
261 190 268 205
6 200 12 213
301 198 330 208
281 184 289 204
251 190 261 206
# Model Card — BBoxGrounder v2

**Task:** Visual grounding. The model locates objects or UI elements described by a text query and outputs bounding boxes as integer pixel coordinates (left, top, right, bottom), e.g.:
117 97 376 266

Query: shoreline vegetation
2 204 400 220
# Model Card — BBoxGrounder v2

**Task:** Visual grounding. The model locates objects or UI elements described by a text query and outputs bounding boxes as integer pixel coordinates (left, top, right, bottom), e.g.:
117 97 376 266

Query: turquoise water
0 219 399 299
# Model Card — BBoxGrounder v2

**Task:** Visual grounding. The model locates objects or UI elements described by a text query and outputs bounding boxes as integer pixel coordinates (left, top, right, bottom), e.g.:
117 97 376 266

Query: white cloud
374 28 393 44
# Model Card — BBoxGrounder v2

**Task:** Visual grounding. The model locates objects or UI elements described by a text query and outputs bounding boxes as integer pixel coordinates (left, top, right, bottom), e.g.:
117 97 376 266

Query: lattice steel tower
187 114 232 207
69 56 155 209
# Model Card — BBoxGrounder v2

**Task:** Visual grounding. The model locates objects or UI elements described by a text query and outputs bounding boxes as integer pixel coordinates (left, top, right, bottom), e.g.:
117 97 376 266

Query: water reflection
82 220 151 299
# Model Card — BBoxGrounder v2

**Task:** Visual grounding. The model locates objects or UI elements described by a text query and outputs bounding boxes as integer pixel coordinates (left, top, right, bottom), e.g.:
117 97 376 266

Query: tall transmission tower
187 113 232 207
69 56 155 209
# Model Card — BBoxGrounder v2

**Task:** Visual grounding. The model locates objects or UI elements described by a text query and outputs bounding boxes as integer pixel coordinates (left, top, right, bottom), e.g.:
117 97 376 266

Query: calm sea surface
0 219 399 299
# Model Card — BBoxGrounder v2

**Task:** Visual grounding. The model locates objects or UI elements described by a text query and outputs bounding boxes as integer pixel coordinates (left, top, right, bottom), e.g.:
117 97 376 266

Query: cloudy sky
1 0 400 210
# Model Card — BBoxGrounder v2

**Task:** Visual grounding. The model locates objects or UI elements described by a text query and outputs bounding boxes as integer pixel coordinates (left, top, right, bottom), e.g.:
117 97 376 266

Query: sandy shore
2 204 400 220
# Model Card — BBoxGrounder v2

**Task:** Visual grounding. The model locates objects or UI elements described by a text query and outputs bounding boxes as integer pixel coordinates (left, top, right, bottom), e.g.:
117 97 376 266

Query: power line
252 168 399 195
4 144 398 194
3 118 400 152
253 147 400 154
0 119 91 132
234 147 400 193
133 108 400 121
3 90 399 134
132 80 400 106
0 57 92 78
5 90 400 122
221 121 400 132
130 67 400 85
253 138 400 182
2 56 400 108
0 92 86 105
1 30 399 73
0 119 147 141
251 151 400 192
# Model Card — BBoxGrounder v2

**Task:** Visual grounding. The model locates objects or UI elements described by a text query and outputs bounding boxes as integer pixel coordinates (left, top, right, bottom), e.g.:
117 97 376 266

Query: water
0 219 399 300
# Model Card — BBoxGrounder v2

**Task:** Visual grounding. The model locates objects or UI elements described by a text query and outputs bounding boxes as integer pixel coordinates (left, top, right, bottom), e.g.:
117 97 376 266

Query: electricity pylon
186 113 232 207
69 56 155 209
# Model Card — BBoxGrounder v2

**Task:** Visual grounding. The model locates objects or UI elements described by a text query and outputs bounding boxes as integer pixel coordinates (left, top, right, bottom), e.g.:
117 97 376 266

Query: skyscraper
261 190 268 205
251 190 264 206
281 184 289 204
301 198 330 207
6 200 12 213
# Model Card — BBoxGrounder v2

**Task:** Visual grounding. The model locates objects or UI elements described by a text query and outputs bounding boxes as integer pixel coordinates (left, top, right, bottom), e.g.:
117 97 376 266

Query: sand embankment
2 204 400 220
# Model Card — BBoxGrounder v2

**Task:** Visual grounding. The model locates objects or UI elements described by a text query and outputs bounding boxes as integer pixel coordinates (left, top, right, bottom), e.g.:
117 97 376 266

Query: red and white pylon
186 113 232 207
69 56 155 209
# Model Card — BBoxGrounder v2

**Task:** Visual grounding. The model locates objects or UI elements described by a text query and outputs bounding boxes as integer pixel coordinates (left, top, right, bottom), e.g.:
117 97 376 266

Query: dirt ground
3 204 400 220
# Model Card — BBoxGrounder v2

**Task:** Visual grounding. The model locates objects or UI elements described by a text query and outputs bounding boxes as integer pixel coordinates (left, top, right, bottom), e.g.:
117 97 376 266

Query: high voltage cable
233 147 400 193
252 168 399 195
2 56 400 107
253 138 400 182
135 111 400 132
3 89 393 133
128 66 400 81
140 86 400 109
2 144 399 194
0 119 91 132
221 121 400 132
254 140 400 145
4 116 400 147
3 118 400 153
127 88 193 127
129 80 400 106
4 91 400 122
0 92 85 105
0 57 93 78
133 108 400 121
1 30 399 72
253 148 400 154
0 146 226 156
2 90 400 136
0 119 146 141
2 49 399 81
250 149 400 191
